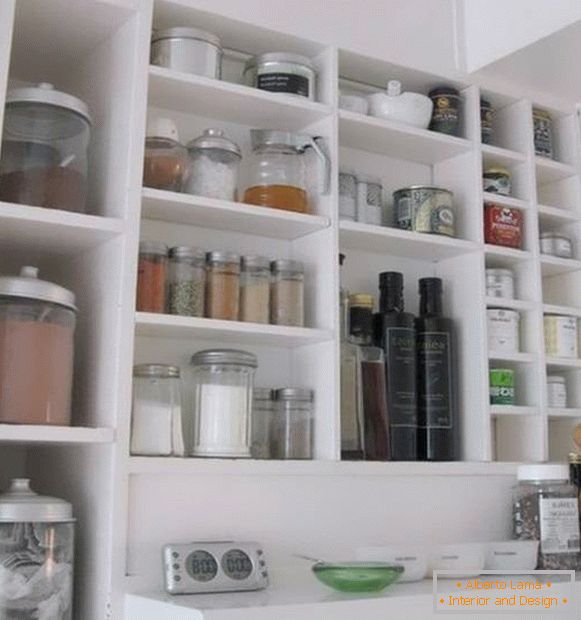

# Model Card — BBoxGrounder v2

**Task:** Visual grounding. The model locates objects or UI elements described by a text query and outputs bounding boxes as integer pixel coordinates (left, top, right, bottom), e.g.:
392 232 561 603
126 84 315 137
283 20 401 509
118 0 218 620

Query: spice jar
489 368 515 405
547 375 568 408
0 479 75 618
339 171 357 221
168 246 206 317
240 255 270 324
513 464 581 570
143 117 187 192
480 98 493 144
485 268 515 299
270 259 304 327
356 175 383 226
131 364 184 456
0 82 91 212
184 129 241 201
137 241 168 313
483 167 511 196
0 266 76 426
251 388 274 459
540 232 573 259
544 314 578 359
190 349 257 458
428 86 461 136
243 53 316 100
206 251 240 321
272 388 314 459
533 108 554 159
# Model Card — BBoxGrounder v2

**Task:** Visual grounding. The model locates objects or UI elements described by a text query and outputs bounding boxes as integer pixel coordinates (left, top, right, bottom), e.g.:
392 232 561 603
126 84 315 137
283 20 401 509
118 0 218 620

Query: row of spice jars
137 242 305 327
490 368 569 408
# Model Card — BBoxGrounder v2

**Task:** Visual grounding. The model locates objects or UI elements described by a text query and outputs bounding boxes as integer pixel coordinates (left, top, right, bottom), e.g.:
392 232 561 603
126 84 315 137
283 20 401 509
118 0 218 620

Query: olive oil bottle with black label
416 277 458 461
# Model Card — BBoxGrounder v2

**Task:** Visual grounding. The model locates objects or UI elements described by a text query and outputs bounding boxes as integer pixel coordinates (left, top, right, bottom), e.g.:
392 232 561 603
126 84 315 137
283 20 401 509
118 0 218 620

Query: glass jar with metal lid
540 232 573 258
270 259 304 327
272 388 314 459
0 479 75 618
240 255 270 324
150 27 222 78
137 241 168 313
0 266 77 426
0 82 91 213
184 129 241 201
206 251 240 321
251 388 275 459
168 246 206 317
131 364 184 456
189 349 258 458
243 52 317 100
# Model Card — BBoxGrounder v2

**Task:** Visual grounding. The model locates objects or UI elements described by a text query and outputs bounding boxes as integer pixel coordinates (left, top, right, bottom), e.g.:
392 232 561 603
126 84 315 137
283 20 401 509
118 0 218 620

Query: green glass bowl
312 561 404 593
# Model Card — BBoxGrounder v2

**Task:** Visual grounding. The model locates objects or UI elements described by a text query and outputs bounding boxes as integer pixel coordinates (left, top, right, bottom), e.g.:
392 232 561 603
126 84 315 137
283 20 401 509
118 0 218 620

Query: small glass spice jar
356 175 383 226
240 255 270 324
428 86 461 136
168 246 206 317
143 117 188 192
137 241 168 313
339 170 357 221
251 388 274 459
547 375 568 408
272 388 314 459
270 259 304 327
206 251 240 321
480 98 494 144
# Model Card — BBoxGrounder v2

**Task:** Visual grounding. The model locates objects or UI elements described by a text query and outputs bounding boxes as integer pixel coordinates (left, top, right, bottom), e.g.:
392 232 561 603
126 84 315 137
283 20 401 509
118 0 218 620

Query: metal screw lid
133 364 180 378
253 388 274 400
275 388 314 401
139 240 168 256
569 452 581 464
190 349 258 368
169 246 206 261
244 52 315 71
241 255 270 270
151 27 221 49
207 250 240 265
271 259 304 273
349 293 374 308
0 266 77 311
187 129 241 158
0 479 74 523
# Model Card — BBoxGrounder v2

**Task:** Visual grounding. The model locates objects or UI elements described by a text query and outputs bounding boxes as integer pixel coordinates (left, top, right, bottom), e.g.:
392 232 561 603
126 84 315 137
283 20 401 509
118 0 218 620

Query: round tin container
544 314 578 359
540 232 573 258
393 186 455 237
428 86 461 136
483 167 511 196
547 375 567 408
244 53 316 100
487 308 520 353
486 268 515 299
484 203 523 249
532 108 554 159
489 368 515 405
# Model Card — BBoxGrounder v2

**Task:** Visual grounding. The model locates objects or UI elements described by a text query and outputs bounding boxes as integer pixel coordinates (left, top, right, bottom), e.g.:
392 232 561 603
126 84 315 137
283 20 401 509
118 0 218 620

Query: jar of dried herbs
206 251 240 321
513 464 581 570
240 255 270 324
168 246 206 317
270 259 304 327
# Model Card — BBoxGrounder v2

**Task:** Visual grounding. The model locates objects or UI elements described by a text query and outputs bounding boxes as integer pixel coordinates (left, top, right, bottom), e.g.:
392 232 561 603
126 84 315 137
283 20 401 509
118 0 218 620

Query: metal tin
544 315 578 359
489 368 515 405
244 53 316 100
547 375 568 408
540 232 573 258
483 166 511 196
393 186 455 237
0 266 77 311
484 203 523 249
428 86 461 136
487 308 520 353
485 268 515 299
532 108 554 159
480 98 494 144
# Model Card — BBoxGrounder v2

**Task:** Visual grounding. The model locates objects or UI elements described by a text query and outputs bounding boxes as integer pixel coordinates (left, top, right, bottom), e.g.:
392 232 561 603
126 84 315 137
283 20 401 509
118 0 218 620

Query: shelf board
148 65 332 129
484 244 533 265
546 356 581 370
485 296 535 311
482 192 530 210
538 203 579 226
548 408 581 418
535 156 578 183
141 188 329 239
135 313 333 347
543 303 581 318
489 351 537 363
540 255 581 276
0 424 115 445
481 143 526 167
339 220 478 259
490 405 539 416
338 109 472 164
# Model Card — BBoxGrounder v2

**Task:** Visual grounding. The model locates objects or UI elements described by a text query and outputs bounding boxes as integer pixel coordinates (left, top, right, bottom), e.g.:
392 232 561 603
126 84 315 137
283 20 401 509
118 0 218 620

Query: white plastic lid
146 117 179 142
517 464 569 481
387 80 402 96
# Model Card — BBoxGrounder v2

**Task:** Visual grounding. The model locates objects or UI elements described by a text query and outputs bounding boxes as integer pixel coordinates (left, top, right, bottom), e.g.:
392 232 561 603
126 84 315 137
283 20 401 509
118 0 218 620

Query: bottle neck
380 287 404 313
349 306 373 345
420 289 443 317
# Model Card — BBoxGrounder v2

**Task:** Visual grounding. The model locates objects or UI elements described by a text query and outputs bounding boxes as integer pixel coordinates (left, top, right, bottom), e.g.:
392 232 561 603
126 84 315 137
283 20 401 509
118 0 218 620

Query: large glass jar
205 251 240 321
272 388 314 459
0 266 76 426
143 117 188 192
251 388 274 459
0 83 91 213
270 259 304 327
189 349 257 458
513 464 581 570
168 246 206 317
240 255 270 324
137 241 168 313
0 479 75 619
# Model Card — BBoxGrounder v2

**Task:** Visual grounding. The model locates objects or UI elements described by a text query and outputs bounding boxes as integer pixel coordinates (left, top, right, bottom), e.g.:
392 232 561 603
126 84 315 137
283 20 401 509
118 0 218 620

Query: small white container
544 314 578 358
339 171 357 221
487 308 520 353
356 175 383 226
339 93 369 115
547 375 568 408
429 543 486 578
367 80 433 129
356 545 428 582
484 541 539 571
485 268 514 299
540 232 573 259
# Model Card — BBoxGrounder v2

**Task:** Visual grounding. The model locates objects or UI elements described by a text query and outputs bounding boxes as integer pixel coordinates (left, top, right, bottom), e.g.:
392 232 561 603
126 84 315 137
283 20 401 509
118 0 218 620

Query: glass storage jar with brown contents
240 255 270 324
270 259 304 327
206 251 240 321
143 117 188 192
137 241 168 313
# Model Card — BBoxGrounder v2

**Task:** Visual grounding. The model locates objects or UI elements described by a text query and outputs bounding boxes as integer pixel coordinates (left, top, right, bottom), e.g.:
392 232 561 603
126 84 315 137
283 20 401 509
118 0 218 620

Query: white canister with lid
244 53 317 100
487 308 520 353
547 375 568 408
485 268 515 299
544 315 578 358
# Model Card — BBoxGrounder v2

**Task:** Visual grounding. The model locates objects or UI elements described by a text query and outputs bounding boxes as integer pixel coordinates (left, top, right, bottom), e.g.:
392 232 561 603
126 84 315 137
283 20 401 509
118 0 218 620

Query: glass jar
0 479 75 619
513 464 581 570
270 259 304 327
184 129 241 201
0 83 91 212
143 117 188 192
0 266 76 426
251 388 274 459
168 246 206 317
205 251 240 321
339 171 357 221
137 241 168 313
131 364 184 456
240 255 270 324
190 349 257 458
272 388 314 459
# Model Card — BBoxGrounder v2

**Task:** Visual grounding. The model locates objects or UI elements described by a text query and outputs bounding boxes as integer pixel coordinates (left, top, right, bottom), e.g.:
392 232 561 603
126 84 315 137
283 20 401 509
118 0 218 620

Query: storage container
532 108 554 159
338 92 368 115
190 349 257 458
356 175 383 226
205 251 240 321
339 171 357 221
484 541 539 571
540 232 573 259
0 82 91 212
0 266 76 426
270 259 304 327
356 545 428 583
137 241 168 313
143 117 187 191
0 479 75 618
428 86 461 136
244 53 316 100
489 368 515 405
393 186 455 237
367 80 432 129
480 98 493 144
483 166 511 196
168 246 206 317
428 543 485 578
484 204 523 249
272 388 314 459
547 375 567 408
544 314 578 358
485 268 515 299
240 255 270 324
251 388 274 459
487 308 520 353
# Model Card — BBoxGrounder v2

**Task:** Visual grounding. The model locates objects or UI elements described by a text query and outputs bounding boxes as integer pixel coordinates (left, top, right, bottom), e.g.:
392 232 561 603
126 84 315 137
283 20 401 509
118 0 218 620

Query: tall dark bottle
374 272 417 460
416 277 458 461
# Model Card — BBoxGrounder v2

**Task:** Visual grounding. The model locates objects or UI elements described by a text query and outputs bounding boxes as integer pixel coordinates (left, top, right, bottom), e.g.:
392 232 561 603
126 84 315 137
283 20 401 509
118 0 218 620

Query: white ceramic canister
485 268 514 299
544 315 578 358
540 232 573 259
547 375 568 408
487 308 520 353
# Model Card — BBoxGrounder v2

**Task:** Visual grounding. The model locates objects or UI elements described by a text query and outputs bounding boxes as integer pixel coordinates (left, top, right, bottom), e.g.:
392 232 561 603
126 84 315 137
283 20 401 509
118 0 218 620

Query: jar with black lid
428 86 461 136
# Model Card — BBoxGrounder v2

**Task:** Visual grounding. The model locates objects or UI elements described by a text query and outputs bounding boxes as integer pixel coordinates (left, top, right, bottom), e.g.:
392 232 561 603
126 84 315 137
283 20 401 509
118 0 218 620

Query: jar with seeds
270 259 304 327
206 251 240 321
168 246 206 317
240 255 270 324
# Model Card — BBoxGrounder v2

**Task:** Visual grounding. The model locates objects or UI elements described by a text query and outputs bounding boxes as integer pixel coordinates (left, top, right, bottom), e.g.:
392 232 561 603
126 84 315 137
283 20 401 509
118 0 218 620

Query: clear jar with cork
205 251 240 321
270 259 304 327
240 255 270 324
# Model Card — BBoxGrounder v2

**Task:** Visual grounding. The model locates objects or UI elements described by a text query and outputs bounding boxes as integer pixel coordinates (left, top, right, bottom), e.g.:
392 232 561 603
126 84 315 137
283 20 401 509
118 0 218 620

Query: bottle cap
379 272 403 289
419 277 443 294
349 293 374 308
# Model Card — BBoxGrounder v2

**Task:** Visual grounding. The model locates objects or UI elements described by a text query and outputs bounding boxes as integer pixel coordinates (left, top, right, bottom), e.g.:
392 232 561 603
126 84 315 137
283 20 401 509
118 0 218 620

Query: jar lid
169 246 206 261
250 129 312 152
540 232 570 240
428 86 460 97
547 375 566 383
0 266 76 310
275 387 314 401
253 387 274 400
147 116 180 142
139 240 168 256
245 52 315 72
151 27 221 49
6 82 91 124
271 259 304 273
517 464 569 481
187 129 241 157
486 268 513 276
484 166 510 175
533 108 551 119
190 349 258 368
241 255 270 270
349 293 374 308
133 364 180 378
393 186 453 196
569 452 581 464
207 250 240 264
0 479 74 523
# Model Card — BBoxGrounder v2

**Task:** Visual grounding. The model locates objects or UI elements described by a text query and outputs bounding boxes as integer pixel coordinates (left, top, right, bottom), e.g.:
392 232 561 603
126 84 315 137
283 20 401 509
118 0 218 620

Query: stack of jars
137 242 305 327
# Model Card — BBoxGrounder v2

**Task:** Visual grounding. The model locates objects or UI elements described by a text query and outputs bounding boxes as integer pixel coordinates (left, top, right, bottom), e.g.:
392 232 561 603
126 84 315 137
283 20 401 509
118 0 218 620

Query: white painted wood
490 405 539 417
0 424 114 444
482 192 531 211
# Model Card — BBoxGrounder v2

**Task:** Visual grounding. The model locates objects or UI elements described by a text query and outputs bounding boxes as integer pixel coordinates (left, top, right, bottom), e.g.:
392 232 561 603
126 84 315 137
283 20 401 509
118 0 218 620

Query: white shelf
535 156 578 183
548 408 581 418
482 192 530 210
490 405 539 416
135 312 333 347
489 351 537 363
540 255 581 276
338 109 472 163
0 424 115 445
484 244 533 264
538 203 579 225
485 296 535 311
339 220 478 259
148 65 332 129
546 356 581 370
543 303 581 318
141 188 329 239
481 143 526 167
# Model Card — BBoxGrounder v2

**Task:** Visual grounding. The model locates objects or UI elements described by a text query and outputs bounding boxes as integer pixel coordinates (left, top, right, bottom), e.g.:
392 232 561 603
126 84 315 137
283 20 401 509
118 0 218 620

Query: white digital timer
163 541 269 594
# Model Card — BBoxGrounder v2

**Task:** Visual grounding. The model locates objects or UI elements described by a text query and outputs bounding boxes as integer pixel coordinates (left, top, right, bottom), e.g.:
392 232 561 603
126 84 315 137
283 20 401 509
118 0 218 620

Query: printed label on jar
539 497 581 554
487 310 520 353
417 332 453 429
257 73 309 97
386 327 417 427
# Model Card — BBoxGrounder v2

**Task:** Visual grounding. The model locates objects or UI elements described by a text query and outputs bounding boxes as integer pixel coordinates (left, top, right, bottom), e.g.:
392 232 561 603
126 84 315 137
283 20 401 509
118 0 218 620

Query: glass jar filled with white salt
184 128 241 201
190 349 257 458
